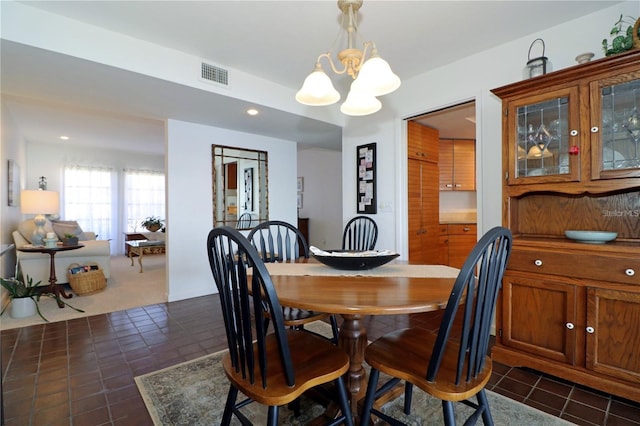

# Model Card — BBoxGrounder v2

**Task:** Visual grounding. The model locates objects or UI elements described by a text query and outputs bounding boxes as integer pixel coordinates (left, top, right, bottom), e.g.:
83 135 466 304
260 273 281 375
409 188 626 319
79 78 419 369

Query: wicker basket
67 263 106 295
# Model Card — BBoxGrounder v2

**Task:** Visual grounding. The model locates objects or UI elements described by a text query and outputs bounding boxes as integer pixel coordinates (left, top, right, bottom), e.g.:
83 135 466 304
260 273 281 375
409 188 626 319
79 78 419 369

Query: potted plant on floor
0 274 47 320
141 216 164 232
1 266 86 322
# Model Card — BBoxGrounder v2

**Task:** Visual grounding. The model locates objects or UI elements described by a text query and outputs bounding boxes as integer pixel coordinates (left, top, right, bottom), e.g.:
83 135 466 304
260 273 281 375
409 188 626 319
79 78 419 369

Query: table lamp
21 190 60 245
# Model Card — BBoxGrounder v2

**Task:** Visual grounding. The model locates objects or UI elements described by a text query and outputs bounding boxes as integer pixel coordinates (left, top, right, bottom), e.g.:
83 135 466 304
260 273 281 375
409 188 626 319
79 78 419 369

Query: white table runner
265 262 460 278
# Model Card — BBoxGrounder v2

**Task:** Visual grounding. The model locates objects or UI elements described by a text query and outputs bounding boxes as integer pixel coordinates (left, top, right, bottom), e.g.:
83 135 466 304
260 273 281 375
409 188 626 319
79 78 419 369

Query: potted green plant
1 266 86 322
0 275 47 320
602 15 640 56
62 233 79 246
141 216 164 232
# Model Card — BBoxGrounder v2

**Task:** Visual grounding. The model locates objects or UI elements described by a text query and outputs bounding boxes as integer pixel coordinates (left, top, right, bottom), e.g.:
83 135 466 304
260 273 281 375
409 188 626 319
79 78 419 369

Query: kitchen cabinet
439 139 476 191
408 120 439 162
438 223 477 268
407 121 439 264
491 49 640 402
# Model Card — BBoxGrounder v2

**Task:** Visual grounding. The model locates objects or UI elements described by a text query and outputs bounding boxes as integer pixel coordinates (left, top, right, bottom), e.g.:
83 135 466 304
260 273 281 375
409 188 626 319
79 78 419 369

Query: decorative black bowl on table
312 250 400 270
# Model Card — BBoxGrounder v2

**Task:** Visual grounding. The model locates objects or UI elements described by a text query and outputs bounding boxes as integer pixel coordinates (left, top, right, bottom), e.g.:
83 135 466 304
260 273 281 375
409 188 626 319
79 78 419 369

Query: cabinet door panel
502 274 578 364
586 288 640 383
453 139 476 190
506 87 580 185
439 139 454 190
408 121 439 162
591 71 640 180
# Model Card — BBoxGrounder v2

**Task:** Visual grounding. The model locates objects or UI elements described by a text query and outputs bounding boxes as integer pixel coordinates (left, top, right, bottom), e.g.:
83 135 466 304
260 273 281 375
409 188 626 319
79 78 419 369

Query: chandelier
295 0 401 116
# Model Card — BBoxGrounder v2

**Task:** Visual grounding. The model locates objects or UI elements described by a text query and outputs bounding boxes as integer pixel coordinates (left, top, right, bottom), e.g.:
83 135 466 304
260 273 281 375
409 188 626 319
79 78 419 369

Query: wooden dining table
265 261 460 420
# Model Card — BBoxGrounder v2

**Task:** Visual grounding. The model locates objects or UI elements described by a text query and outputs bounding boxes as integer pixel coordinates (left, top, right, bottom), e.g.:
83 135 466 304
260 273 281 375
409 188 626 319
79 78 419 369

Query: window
124 169 165 232
63 165 116 246
62 166 165 255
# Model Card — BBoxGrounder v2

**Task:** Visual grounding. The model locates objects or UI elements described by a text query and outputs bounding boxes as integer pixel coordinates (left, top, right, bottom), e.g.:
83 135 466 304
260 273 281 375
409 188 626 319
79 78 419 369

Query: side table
125 240 165 273
16 244 84 308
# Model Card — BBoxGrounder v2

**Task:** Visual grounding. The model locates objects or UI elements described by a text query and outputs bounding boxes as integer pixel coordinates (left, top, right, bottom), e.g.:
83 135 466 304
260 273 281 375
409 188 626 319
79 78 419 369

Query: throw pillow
50 220 88 241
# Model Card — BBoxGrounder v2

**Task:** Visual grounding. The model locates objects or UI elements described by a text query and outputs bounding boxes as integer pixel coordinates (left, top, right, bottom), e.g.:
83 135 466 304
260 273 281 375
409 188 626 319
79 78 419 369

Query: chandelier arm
316 53 348 76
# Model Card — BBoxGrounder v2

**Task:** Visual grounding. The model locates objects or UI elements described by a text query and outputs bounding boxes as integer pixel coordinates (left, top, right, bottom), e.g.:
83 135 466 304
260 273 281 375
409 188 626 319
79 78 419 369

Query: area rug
135 322 573 425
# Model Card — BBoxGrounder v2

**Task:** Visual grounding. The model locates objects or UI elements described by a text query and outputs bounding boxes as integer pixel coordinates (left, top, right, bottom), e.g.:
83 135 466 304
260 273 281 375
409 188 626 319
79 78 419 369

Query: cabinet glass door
515 96 572 179
597 77 640 177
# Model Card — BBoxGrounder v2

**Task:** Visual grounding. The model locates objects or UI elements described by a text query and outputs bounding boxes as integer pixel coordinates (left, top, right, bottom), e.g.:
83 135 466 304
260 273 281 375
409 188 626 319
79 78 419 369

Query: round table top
269 273 456 316
17 244 84 253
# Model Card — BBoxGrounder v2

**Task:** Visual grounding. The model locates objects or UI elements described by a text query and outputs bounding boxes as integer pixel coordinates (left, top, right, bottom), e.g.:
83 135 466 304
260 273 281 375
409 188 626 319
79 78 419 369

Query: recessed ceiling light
59 135 69 140
246 109 259 116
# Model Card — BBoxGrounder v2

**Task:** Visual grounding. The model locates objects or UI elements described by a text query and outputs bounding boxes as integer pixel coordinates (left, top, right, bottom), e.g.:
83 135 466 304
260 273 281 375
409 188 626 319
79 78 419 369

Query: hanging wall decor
356 143 377 214
244 167 253 211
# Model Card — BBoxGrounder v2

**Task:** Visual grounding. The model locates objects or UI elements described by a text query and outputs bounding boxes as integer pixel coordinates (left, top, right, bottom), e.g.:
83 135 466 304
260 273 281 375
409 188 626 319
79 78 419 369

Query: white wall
342 1 639 259
297 148 343 249
0 101 27 278
342 108 400 251
166 119 298 302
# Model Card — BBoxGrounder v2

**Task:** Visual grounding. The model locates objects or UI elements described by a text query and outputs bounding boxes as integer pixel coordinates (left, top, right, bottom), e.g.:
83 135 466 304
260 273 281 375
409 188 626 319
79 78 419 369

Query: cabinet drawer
508 249 639 285
447 224 476 235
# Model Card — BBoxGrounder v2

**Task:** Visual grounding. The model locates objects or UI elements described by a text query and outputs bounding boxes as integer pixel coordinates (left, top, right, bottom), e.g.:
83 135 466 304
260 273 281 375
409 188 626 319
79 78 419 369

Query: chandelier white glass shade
295 0 400 116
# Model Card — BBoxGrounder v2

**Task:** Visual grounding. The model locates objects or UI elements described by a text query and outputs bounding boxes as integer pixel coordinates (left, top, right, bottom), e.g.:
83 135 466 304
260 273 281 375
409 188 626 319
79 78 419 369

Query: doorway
411 101 477 221
406 101 478 266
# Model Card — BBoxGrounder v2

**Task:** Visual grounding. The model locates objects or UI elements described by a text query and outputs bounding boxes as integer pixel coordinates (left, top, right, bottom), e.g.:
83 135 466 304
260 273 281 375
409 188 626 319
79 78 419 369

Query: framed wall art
244 167 253 211
356 143 376 214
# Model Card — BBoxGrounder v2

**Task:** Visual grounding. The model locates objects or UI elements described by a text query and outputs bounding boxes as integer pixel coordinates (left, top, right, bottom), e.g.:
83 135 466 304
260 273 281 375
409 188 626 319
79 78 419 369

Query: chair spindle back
427 226 512 385
207 226 295 388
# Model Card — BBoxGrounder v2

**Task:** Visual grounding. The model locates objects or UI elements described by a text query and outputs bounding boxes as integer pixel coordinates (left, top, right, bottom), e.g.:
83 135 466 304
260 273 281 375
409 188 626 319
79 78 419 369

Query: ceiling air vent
201 62 228 86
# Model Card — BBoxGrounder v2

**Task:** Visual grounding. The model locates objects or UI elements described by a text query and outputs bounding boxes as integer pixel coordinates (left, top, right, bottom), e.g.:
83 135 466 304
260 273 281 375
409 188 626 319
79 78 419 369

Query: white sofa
12 219 111 286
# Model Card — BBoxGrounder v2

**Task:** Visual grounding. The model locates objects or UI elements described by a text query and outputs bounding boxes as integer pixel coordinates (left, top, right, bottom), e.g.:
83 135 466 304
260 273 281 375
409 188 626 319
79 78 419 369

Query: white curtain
123 168 166 233
62 165 117 253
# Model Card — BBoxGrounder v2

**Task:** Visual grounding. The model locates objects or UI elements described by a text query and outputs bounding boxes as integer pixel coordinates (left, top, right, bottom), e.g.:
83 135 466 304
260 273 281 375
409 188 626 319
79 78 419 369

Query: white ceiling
1 1 620 154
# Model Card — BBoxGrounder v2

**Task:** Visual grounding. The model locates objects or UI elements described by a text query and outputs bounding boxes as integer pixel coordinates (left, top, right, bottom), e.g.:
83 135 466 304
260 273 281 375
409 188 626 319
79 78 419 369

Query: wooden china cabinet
491 49 640 402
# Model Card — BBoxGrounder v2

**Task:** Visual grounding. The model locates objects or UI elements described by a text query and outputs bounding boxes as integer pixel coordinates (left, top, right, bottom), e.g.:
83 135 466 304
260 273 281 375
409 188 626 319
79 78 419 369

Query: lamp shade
21 190 60 215
353 55 401 96
340 84 382 116
295 65 341 106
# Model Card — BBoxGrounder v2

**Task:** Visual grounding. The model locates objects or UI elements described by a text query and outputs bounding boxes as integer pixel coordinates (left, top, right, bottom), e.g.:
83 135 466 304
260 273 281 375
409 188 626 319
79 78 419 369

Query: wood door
408 159 439 264
586 287 640 384
501 273 579 365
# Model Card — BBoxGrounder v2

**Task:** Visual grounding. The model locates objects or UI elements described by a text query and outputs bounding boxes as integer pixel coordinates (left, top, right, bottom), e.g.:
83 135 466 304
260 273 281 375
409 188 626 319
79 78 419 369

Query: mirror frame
212 145 268 229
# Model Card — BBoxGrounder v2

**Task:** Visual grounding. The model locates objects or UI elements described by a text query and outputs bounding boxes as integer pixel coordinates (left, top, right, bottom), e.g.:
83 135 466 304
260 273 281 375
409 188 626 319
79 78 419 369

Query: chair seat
222 329 349 406
364 328 492 402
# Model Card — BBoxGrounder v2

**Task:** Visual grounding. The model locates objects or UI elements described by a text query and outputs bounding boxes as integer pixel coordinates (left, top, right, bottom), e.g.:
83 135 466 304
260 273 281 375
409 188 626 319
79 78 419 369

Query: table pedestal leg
42 251 72 308
339 314 368 416
308 315 368 425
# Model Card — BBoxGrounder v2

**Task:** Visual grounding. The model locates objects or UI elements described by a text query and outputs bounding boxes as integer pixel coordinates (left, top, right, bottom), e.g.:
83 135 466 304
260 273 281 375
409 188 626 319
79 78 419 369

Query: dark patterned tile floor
2 295 640 425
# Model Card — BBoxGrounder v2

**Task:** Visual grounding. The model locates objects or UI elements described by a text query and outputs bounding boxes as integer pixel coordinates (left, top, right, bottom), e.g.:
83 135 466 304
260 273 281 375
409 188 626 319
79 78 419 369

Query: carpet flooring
0 254 167 330
135 322 573 426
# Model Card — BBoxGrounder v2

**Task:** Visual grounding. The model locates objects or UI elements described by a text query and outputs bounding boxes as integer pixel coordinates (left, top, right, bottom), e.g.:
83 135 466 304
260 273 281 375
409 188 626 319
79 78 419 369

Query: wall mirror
212 145 268 229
